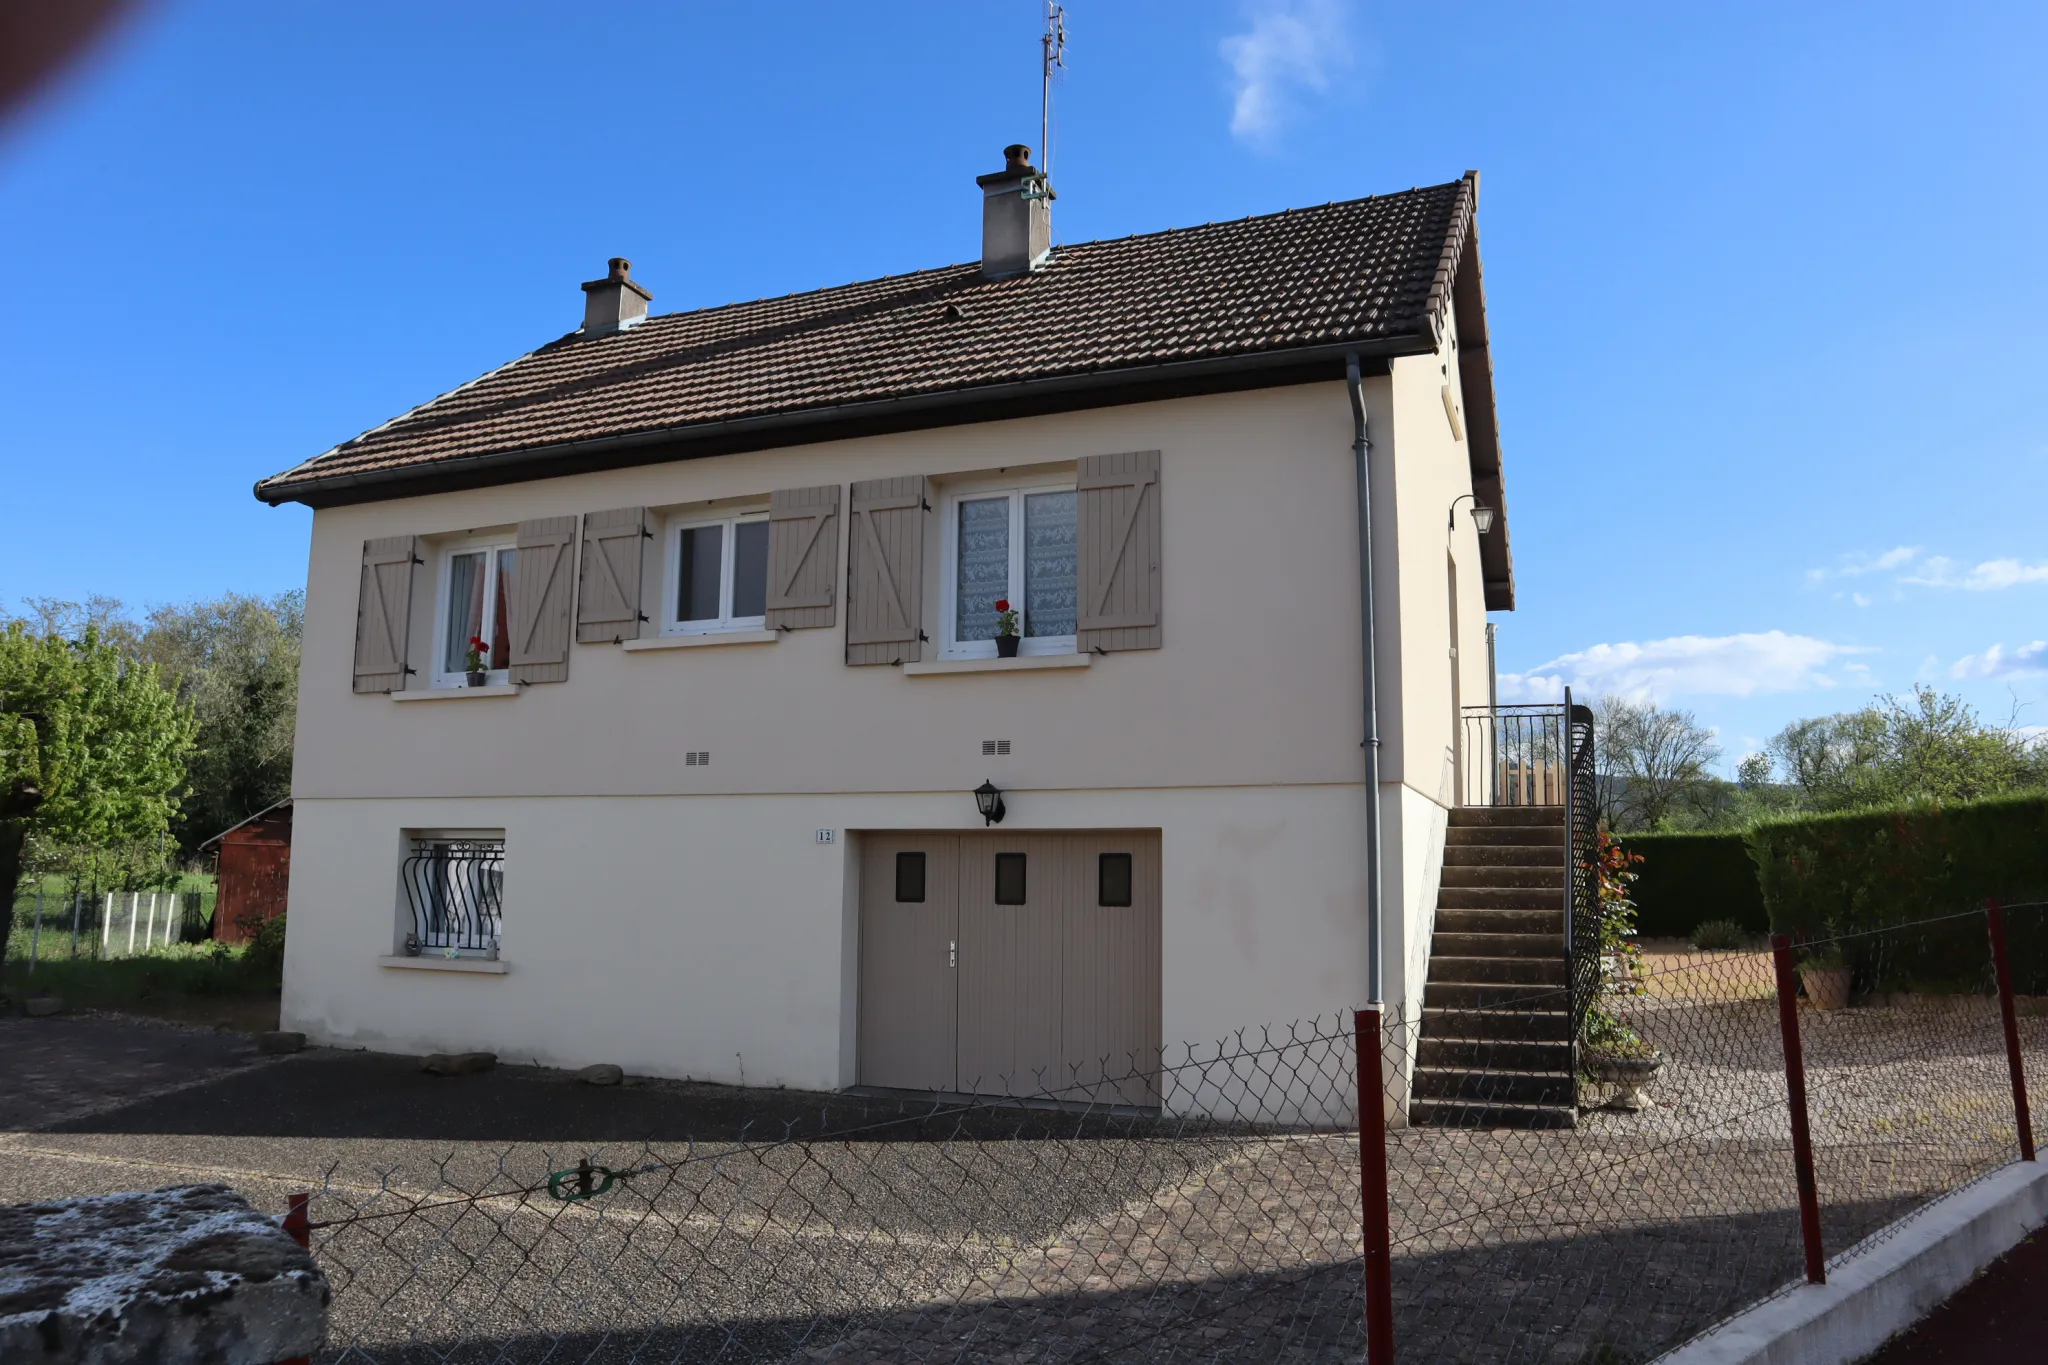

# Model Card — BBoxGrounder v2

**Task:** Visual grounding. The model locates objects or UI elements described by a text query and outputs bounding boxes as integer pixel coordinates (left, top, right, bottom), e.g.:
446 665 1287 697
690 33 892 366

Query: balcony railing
401 838 504 956
1458 703 1570 807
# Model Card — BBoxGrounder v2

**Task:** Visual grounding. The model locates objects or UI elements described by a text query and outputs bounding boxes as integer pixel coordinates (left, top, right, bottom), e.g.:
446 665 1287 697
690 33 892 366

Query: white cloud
1950 640 2048 680
1807 545 1919 585
1220 0 1353 149
1498 631 1863 705
1959 559 2048 590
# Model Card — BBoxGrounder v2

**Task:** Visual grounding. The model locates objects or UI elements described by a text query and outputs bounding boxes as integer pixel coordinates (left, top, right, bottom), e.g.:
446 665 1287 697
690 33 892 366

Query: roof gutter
255 332 1434 508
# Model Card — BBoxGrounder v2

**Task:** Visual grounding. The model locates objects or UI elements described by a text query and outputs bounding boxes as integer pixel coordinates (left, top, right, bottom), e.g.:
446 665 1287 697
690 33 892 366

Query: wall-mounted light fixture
974 780 1007 826
1448 494 1495 535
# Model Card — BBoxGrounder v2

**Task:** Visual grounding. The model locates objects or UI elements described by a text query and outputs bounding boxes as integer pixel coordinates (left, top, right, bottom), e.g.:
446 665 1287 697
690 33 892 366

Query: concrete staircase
1410 806 1578 1129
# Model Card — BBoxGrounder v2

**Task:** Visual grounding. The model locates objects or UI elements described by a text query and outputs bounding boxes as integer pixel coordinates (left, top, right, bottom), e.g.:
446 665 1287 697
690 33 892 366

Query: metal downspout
1347 353 1385 1007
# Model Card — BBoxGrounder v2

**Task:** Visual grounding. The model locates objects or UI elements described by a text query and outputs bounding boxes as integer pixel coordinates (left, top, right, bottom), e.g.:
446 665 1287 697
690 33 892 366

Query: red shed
200 801 292 943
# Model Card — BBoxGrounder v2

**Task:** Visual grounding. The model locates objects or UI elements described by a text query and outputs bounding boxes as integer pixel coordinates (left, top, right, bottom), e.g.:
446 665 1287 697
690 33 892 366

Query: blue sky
2 1 2043 770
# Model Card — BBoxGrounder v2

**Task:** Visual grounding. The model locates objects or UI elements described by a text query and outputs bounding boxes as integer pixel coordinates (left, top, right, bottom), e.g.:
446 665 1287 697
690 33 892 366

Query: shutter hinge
918 630 929 642
1091 646 1107 656
403 666 418 675
641 527 653 539
412 555 425 565
921 498 932 511
638 613 649 623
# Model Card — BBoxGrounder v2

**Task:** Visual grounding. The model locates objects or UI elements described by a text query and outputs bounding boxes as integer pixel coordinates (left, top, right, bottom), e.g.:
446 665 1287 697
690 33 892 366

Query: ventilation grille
980 739 1012 756
685 751 711 766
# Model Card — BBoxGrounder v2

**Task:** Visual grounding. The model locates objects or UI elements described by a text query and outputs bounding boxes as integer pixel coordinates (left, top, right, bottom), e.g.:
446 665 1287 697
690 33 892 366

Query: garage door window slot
1098 853 1133 907
994 852 1027 905
895 852 927 903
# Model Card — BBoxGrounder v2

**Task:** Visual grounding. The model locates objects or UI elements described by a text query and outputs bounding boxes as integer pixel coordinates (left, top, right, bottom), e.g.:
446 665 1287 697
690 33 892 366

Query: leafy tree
1770 686 2047 811
137 592 302 855
0 622 196 968
1592 696 1723 831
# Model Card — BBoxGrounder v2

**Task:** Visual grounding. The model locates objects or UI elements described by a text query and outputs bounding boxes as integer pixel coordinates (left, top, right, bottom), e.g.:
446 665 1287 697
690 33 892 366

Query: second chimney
976 144 1051 279
581 257 652 336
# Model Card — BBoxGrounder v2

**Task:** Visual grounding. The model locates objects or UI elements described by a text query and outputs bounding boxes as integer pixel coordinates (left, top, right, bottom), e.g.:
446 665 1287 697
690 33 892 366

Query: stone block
421 1051 496 1076
0 1183 327 1364
256 1031 306 1055
576 1063 624 1086
25 997 62 1018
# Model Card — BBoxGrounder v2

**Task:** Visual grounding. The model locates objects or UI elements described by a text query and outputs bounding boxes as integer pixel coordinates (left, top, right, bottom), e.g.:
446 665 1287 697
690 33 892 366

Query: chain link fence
275 905 2048 1365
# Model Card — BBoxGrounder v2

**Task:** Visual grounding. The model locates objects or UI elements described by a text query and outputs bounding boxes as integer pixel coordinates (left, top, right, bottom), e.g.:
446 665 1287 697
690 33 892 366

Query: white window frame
431 537 516 689
661 508 771 636
938 478 1079 661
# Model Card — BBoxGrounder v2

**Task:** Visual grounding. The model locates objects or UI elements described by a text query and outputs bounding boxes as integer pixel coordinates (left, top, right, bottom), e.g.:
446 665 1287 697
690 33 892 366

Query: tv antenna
1041 3 1066 183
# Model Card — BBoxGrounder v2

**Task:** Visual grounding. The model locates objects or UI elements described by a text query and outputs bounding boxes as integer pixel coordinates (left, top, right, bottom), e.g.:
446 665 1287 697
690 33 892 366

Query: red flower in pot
993 599 1020 655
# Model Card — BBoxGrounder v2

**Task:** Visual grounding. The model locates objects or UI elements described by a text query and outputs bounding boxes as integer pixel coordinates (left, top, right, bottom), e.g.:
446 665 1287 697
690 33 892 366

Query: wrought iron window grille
401 837 504 957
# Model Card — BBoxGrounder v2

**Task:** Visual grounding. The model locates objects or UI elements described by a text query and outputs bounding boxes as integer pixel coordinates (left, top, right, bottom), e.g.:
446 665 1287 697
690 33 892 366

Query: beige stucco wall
281 374 1501 1090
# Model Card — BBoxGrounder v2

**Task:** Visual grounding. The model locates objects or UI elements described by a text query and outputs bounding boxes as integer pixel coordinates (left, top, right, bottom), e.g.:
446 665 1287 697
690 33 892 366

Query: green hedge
1617 832 1769 940
1746 791 2048 991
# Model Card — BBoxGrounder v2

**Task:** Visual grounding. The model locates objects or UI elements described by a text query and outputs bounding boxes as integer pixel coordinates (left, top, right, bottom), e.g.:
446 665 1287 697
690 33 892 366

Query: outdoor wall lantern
1448 494 1496 535
974 780 1007 826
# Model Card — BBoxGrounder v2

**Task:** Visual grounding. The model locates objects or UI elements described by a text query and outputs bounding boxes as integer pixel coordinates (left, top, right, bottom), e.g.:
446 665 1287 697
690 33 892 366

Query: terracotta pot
995 635 1020 658
467 670 489 687
1585 1051 1664 1112
1800 966 1853 1011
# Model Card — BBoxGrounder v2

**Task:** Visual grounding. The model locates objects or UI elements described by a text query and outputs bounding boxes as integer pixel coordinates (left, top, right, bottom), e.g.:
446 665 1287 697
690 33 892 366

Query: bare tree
1592 696 1723 831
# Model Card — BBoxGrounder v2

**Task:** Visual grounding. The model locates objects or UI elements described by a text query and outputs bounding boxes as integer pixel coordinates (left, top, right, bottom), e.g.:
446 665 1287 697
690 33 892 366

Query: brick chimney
580 257 652 336
976 144 1052 280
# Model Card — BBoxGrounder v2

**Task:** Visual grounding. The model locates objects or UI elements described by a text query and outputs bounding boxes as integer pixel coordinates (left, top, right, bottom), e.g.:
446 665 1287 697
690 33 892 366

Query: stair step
1447 806 1566 828
1412 1066 1575 1106
1418 1037 1573 1071
1426 955 1568 986
1447 825 1567 848
1426 980 1574 1011
1443 842 1568 868
1432 932 1565 960
1434 908 1565 936
1421 1006 1573 1041
1409 1099 1578 1131
1440 865 1566 890
1439 886 1565 911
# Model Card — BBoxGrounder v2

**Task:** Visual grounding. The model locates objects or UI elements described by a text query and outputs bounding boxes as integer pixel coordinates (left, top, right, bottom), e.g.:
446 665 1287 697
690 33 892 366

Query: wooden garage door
858 831 1161 1106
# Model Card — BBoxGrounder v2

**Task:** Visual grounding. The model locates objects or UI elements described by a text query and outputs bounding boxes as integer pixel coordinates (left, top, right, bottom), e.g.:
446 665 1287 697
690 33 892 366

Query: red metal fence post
1355 1007 1397 1363
1770 934 1827 1285
1986 899 2037 1163
278 1193 312 1365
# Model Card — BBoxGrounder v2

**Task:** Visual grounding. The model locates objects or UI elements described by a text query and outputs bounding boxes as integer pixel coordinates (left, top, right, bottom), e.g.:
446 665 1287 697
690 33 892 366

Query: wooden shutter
576 506 651 644
353 535 420 692
508 515 577 683
765 485 840 631
1077 450 1162 652
846 475 927 665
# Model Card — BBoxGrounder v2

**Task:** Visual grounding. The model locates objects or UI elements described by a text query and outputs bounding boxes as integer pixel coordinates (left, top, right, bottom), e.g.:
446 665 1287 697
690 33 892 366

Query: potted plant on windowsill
994 599 1020 657
465 635 489 687
1799 945 1853 1011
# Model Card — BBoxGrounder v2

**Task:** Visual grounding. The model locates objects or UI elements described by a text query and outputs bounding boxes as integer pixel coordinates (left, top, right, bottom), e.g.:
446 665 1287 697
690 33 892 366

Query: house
198 800 293 943
257 149 1574 1119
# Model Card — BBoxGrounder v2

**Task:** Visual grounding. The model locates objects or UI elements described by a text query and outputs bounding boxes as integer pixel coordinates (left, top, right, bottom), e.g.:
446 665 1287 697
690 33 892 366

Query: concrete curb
1654 1161 2048 1365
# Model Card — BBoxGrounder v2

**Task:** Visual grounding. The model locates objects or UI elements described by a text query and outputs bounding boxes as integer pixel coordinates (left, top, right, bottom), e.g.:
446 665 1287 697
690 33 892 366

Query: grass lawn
6 871 279 1031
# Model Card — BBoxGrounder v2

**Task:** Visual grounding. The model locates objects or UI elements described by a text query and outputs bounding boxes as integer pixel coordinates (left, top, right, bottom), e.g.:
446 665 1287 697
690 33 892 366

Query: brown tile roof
257 176 1476 505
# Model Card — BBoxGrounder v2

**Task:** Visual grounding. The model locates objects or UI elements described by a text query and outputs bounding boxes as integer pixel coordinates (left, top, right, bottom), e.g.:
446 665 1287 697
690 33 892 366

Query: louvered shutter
1076 450 1162 652
353 535 420 692
846 476 927 665
765 485 840 631
508 516 577 683
576 507 651 644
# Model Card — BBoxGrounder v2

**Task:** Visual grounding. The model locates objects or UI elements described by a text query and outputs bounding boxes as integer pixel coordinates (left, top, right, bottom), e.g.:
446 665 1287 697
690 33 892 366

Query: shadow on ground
48 1048 1201 1144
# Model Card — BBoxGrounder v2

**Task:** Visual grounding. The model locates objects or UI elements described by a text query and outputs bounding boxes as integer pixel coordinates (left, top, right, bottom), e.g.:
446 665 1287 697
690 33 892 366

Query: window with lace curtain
938 480 1077 659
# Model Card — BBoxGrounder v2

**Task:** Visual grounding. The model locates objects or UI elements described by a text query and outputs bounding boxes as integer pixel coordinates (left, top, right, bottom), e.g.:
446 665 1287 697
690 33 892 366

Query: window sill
621 630 780 653
904 653 1093 677
392 685 520 702
378 954 509 974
